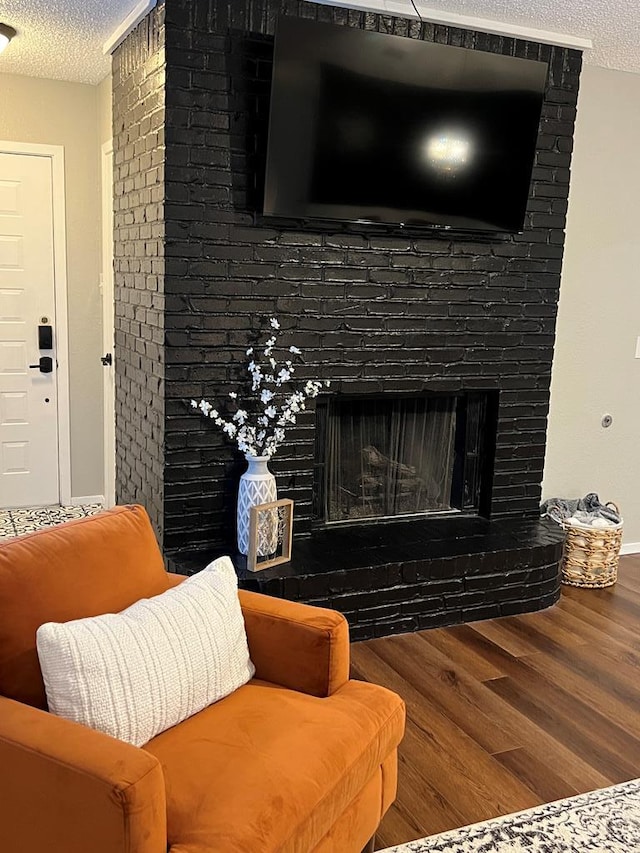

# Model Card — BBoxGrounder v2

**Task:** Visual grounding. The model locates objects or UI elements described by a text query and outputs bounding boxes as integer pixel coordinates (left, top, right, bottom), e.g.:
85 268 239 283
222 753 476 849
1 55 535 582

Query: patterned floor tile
0 504 103 539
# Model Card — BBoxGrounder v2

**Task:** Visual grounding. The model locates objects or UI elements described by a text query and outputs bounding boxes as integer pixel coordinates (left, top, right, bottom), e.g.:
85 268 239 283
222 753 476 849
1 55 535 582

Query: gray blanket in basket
540 493 620 525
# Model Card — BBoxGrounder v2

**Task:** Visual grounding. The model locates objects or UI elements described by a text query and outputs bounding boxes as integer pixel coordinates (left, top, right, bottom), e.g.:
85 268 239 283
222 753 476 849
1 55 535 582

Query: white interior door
0 152 60 508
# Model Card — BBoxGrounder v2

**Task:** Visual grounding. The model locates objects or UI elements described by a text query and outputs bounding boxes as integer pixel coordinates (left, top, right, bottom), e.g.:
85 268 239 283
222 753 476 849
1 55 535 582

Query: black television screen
264 17 548 233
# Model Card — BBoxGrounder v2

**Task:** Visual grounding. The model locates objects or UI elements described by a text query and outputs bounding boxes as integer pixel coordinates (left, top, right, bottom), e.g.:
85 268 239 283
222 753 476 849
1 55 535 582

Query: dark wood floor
351 555 640 850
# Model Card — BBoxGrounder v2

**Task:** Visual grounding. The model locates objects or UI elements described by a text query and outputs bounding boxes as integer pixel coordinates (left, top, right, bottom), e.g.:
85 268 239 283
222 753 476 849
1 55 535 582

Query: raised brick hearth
173 517 564 640
113 0 579 637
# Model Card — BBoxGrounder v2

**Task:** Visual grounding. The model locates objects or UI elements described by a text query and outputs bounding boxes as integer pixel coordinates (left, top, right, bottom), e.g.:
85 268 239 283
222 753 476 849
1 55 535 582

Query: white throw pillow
36 557 255 747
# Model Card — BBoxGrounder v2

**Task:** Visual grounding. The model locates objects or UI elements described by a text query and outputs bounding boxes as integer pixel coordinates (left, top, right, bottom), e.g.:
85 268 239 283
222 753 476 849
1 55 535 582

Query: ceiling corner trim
311 0 594 51
103 0 158 56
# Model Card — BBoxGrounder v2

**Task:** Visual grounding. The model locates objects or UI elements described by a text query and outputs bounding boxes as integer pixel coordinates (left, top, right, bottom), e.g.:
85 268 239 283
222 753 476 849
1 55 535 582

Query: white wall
98 75 112 146
543 64 640 546
0 72 104 500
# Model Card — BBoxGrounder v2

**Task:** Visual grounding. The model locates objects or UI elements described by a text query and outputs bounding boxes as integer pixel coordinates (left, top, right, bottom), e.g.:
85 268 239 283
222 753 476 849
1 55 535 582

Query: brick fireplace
313 391 497 524
113 0 579 637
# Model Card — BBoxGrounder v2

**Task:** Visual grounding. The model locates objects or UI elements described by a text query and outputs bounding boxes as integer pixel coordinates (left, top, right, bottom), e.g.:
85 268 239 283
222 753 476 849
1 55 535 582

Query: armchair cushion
0 505 170 709
144 678 405 853
36 556 254 746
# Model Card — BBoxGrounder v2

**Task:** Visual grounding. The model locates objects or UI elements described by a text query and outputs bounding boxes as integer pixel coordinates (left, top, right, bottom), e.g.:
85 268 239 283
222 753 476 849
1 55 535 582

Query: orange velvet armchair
0 505 405 853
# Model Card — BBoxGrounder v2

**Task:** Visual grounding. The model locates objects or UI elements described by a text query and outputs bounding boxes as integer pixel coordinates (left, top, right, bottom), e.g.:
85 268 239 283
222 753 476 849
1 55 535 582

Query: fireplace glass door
314 393 492 524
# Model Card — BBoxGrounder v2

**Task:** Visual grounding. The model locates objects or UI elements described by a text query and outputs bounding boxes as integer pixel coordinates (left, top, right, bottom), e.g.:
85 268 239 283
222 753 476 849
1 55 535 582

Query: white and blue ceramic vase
237 454 277 556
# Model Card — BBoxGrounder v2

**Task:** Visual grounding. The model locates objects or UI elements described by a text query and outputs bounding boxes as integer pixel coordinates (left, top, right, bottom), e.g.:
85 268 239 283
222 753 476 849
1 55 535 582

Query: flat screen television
263 17 548 233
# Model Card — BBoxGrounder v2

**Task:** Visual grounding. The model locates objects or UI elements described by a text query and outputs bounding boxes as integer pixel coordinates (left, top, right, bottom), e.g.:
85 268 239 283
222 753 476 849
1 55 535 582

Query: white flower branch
190 317 329 458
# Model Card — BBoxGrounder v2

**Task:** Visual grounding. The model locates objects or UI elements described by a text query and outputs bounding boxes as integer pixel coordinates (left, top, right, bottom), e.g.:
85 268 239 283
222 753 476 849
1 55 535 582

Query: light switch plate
636 337 640 359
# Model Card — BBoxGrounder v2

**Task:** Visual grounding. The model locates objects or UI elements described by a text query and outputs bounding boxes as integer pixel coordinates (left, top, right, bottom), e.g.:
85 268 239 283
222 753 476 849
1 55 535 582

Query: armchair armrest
165 571 350 696
0 697 166 853
238 589 350 697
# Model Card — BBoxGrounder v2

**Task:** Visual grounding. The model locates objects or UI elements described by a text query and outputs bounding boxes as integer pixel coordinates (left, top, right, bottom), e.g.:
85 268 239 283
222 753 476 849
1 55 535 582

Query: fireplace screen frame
312 391 497 526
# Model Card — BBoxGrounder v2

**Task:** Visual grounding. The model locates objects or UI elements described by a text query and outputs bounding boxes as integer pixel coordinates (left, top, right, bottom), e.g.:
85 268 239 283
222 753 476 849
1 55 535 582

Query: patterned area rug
0 504 102 539
380 779 640 852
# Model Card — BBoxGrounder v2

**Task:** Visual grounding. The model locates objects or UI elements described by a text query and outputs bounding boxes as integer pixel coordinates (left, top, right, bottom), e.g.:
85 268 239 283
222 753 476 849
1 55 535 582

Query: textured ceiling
0 0 638 85
0 0 136 84
413 0 640 73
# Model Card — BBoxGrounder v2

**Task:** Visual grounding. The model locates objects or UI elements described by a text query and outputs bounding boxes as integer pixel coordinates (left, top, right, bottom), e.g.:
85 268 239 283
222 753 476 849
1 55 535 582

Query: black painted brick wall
129 0 580 556
268 560 562 641
113 6 167 539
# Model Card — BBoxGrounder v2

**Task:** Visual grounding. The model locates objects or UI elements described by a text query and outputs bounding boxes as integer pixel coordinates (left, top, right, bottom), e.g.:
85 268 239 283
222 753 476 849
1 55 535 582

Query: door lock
101 353 113 366
29 356 53 374
38 324 53 349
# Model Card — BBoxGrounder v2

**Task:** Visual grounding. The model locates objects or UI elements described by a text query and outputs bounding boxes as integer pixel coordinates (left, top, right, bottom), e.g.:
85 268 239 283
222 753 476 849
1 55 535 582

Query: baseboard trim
621 542 640 556
70 495 105 507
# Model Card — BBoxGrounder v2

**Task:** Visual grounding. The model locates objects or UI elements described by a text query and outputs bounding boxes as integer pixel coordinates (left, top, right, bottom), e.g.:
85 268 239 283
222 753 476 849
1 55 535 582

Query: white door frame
101 139 115 507
0 140 71 505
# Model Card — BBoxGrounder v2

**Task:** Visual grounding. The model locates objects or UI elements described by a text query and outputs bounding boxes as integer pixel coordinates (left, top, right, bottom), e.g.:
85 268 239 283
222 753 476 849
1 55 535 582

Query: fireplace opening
313 392 497 525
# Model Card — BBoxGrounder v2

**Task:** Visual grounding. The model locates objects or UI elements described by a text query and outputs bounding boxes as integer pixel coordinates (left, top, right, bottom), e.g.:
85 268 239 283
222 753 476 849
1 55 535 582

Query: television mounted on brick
263 17 548 233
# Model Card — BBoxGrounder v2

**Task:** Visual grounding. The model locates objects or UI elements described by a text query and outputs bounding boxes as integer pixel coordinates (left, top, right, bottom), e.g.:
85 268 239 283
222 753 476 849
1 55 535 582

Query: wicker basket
560 503 622 588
